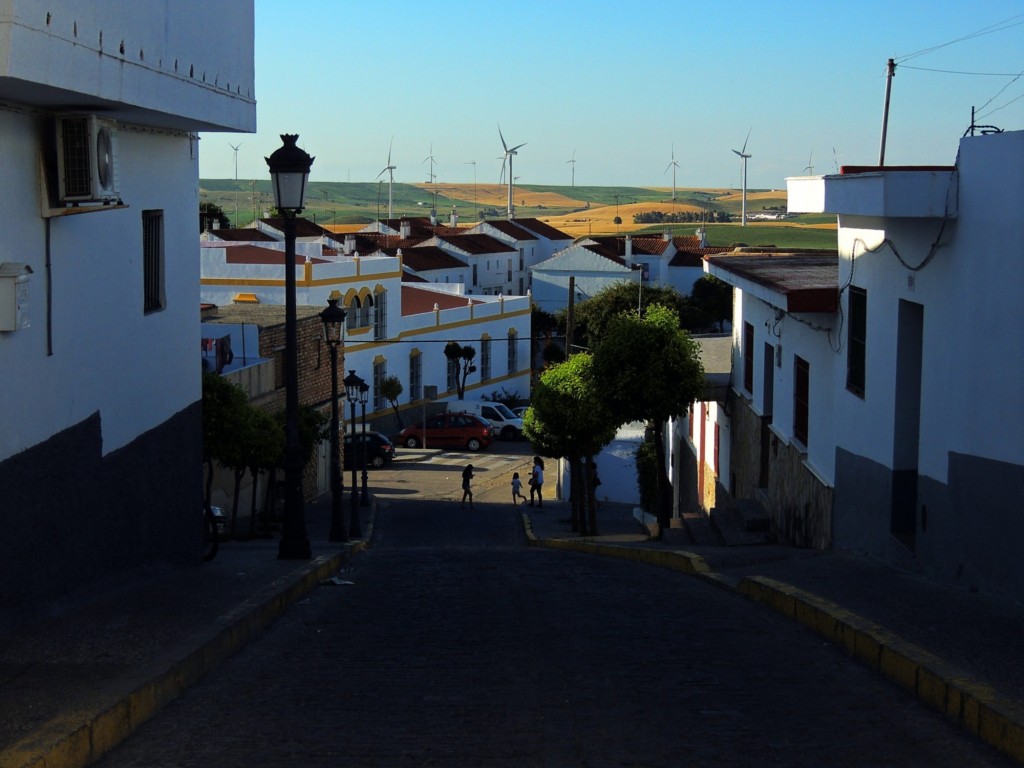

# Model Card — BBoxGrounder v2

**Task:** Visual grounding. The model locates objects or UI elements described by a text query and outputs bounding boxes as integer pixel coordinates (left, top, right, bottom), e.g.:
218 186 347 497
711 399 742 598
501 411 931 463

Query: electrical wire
895 14 1024 64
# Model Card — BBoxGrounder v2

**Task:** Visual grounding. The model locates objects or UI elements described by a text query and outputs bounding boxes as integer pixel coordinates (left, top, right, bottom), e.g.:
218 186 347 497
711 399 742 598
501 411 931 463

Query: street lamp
343 369 365 538
319 294 347 543
359 381 370 506
266 134 314 560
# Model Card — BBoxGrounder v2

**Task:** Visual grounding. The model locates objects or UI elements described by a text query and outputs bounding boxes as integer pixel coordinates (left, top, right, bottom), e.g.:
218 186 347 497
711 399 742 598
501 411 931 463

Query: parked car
344 431 396 469
450 400 524 439
398 412 494 451
512 405 529 419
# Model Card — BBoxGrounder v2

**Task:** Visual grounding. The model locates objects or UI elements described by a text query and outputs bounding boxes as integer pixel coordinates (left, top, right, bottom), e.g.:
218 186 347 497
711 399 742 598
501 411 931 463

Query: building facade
0 0 255 615
707 130 1024 601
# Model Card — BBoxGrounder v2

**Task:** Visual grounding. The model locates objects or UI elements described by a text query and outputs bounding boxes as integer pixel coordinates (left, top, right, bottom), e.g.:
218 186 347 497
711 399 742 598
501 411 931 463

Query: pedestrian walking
529 456 544 507
461 464 475 509
511 472 527 505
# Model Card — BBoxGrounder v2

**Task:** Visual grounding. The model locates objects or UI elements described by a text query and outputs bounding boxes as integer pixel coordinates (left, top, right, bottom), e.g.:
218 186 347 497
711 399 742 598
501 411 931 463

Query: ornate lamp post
319 294 347 543
359 381 370 506
266 134 314 560
343 369 365 538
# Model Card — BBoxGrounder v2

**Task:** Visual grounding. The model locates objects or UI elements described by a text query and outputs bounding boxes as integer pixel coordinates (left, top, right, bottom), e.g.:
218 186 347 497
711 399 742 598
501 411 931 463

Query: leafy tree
201 371 249 510
444 341 477 399
542 341 566 367
482 387 521 407
613 216 622 225
200 200 231 232
690 275 733 332
523 354 617 534
592 304 704 536
381 374 404 427
559 281 688 351
244 408 283 538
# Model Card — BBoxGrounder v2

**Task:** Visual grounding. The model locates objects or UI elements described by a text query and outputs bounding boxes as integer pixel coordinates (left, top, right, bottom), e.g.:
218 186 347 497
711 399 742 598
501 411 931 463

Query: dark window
374 290 387 341
142 210 164 313
409 352 422 401
847 286 866 397
481 337 491 381
742 322 754 394
794 356 810 446
508 330 518 374
373 360 385 412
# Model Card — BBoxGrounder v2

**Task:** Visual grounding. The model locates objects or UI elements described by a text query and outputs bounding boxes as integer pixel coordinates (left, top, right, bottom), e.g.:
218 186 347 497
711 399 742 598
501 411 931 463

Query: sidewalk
524 498 1024 764
0 494 368 768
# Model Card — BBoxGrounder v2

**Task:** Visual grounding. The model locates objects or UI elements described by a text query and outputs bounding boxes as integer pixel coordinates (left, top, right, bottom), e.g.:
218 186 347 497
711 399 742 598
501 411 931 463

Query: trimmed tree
522 353 617 535
381 374 404 428
592 304 704 536
444 341 477 399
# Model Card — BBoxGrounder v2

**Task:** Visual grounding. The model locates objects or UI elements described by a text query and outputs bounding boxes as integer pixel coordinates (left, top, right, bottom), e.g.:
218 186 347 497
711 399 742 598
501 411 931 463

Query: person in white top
529 456 545 507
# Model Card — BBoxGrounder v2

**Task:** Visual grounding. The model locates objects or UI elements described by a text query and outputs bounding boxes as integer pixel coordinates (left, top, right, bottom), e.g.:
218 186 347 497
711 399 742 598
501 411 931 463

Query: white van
448 400 524 440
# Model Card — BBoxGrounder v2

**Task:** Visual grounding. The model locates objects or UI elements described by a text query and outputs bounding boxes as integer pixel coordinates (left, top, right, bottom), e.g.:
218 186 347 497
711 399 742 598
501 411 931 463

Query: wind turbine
465 160 477 214
803 151 814 175
567 149 576 187
498 124 525 219
376 137 397 221
732 128 752 226
229 142 242 224
665 144 680 201
423 143 437 185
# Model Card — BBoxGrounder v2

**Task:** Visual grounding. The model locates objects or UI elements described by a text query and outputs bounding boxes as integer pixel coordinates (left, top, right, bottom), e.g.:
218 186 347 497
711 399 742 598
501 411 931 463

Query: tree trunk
586 455 599 536
230 468 244 538
652 421 672 539
569 457 587 535
247 466 260 538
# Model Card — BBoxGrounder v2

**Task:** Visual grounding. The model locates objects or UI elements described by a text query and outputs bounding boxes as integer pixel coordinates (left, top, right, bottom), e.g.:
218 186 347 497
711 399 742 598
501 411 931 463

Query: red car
398 412 494 451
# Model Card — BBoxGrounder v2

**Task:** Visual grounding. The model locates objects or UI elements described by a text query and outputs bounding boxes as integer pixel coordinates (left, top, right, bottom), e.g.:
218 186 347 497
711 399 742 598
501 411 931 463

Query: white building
0 0 255 612
705 129 1024 601
200 239 532 424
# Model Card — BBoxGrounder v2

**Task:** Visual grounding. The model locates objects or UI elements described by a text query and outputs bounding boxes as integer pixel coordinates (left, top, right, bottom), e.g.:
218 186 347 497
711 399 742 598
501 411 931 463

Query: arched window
346 296 360 332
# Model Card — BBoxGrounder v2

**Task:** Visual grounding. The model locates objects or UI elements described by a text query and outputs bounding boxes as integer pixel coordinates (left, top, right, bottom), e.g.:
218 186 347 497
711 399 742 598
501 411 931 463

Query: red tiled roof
207 228 276 242
400 246 466 271
669 236 732 267
437 233 515 255
482 220 538 240
704 251 839 313
401 285 483 316
512 218 572 241
261 217 340 240
222 244 328 265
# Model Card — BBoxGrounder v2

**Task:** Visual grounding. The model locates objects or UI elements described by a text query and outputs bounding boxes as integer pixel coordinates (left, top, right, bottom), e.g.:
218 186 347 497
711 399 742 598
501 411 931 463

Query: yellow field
540 201 711 238
412 183 588 209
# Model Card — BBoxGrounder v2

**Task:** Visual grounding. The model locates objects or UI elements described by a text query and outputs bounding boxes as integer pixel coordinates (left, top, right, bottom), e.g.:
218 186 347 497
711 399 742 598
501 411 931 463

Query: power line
895 14 1024 64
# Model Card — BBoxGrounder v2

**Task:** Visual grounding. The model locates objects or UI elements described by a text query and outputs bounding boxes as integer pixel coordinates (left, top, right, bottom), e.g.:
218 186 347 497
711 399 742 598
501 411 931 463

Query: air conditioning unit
56 115 119 202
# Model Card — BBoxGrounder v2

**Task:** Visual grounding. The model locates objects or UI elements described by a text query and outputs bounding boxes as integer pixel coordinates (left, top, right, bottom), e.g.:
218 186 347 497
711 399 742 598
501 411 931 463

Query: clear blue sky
199 0 1024 190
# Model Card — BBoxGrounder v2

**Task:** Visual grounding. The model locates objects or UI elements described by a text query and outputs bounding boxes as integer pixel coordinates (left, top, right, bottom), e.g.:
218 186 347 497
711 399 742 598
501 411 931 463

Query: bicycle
202 503 222 561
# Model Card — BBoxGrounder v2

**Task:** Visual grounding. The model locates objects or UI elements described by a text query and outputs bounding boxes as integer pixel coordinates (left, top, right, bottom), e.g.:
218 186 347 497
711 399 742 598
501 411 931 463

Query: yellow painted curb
523 511 1024 765
0 543 363 768
736 574 1024 763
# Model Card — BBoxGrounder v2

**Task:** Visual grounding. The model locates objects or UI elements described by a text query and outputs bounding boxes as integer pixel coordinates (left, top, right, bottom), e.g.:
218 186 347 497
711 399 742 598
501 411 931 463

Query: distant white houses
0 0 255 611
531 233 730 313
200 236 533 429
693 129 1024 601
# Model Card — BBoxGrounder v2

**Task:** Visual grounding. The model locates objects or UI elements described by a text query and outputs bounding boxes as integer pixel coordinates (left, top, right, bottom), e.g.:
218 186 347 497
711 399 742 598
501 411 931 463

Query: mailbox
0 263 32 332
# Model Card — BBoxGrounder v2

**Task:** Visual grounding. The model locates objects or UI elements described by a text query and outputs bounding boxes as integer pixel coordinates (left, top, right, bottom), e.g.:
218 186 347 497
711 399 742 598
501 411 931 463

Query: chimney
624 235 632 260
450 208 458 227
400 220 411 239
344 234 356 255
696 227 708 248
429 211 438 226
663 230 671 242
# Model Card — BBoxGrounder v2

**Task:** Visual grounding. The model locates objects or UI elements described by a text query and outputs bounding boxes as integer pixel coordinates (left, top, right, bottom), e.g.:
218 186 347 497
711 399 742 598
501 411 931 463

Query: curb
524 515 1024 765
0 532 372 768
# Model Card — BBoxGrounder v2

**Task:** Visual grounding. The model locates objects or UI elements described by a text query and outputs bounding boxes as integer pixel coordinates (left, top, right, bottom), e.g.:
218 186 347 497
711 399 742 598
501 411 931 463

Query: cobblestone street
91 493 1014 767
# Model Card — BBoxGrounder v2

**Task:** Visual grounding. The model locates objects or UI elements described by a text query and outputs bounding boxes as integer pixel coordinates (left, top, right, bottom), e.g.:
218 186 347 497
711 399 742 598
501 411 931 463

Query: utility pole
878 58 896 166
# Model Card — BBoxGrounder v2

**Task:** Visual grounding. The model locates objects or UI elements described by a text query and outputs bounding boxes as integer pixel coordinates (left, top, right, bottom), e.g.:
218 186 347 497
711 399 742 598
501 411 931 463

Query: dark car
397 412 494 451
344 431 396 469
